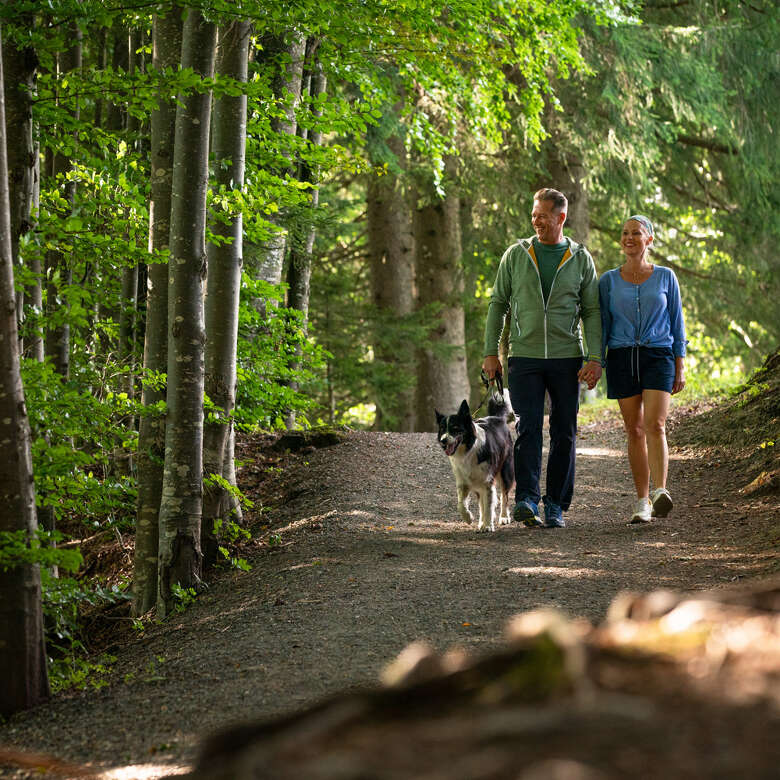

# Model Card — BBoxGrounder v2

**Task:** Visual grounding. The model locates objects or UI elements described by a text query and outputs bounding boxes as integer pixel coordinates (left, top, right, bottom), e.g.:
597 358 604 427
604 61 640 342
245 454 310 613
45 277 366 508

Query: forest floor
0 361 779 779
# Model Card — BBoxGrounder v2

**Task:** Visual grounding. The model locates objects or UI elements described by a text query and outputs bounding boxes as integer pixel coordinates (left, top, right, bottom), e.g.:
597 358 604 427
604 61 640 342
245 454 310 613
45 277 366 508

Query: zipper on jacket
527 242 576 358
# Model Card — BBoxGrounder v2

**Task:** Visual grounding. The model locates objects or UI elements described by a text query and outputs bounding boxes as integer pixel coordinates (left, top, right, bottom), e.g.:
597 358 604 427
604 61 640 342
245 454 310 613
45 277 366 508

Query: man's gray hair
533 188 568 214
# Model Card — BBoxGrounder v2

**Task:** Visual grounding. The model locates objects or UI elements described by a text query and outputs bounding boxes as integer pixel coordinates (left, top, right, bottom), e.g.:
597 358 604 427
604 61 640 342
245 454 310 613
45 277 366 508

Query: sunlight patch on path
98 763 190 779
576 445 623 458
505 566 606 578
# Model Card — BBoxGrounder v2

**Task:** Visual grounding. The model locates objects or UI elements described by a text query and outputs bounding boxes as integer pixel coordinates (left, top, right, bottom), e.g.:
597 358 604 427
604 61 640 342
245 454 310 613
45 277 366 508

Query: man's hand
577 360 602 390
482 355 502 380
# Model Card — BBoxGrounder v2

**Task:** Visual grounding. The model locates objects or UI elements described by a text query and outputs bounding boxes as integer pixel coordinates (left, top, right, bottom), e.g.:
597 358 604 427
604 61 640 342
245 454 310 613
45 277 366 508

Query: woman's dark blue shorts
606 346 675 399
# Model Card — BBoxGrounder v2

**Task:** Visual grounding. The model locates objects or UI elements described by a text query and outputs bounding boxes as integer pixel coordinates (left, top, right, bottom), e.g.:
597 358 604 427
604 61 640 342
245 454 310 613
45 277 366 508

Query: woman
599 215 686 523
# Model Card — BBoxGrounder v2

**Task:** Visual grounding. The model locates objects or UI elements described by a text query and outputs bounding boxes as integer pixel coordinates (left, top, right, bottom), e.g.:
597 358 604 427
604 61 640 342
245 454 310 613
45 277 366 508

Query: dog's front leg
477 485 498 532
456 482 474 525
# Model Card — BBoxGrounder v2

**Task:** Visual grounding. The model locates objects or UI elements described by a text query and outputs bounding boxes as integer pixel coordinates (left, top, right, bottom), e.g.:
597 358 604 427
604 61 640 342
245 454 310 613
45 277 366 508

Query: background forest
0 0 777 715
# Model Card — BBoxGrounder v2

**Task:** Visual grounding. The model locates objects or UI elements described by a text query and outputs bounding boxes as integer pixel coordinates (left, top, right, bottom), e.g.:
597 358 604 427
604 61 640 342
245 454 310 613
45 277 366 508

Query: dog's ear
458 399 470 418
435 409 444 425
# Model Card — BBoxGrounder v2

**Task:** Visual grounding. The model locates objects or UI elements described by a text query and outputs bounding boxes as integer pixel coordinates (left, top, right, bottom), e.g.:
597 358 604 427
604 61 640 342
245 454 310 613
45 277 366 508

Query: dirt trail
0 412 776 778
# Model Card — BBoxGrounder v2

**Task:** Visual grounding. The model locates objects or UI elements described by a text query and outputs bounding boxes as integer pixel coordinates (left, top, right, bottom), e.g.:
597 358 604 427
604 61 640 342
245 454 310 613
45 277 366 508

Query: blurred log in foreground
191 578 780 779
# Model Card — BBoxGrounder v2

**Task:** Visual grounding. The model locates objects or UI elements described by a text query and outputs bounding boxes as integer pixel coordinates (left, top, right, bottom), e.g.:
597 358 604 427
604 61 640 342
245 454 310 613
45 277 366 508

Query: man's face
531 199 565 244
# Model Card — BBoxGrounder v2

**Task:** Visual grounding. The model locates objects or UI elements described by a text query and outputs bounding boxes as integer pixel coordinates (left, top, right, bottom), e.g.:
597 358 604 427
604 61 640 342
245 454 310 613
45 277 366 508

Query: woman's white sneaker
651 487 673 517
630 497 652 524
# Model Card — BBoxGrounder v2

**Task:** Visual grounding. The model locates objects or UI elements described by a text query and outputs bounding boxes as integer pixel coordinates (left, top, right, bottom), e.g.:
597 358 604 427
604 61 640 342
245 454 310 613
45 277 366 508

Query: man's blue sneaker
513 498 543 527
542 496 565 528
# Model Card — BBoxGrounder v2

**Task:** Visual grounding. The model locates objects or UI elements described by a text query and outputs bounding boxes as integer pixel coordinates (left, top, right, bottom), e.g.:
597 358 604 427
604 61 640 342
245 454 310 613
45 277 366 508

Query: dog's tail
487 387 515 422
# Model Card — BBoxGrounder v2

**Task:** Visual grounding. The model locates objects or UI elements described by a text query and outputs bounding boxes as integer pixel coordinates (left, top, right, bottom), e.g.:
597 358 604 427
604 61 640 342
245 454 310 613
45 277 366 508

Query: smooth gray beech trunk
202 20 251 567
94 27 129 349
133 6 182 617
247 31 306 316
414 166 469 430
0 30 49 717
2 17 36 340
115 29 142 478
44 28 81 378
367 126 416 432
284 53 326 428
26 140 43 363
119 29 142 386
156 9 216 618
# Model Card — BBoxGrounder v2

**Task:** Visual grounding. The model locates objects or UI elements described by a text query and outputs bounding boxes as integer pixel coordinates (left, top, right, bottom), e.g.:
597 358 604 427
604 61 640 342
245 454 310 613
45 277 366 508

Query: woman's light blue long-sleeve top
598 266 687 358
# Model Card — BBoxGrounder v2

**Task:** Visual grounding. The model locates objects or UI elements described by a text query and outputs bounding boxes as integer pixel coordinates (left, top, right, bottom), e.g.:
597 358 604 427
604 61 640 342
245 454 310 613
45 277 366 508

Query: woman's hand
672 357 686 395
578 360 602 390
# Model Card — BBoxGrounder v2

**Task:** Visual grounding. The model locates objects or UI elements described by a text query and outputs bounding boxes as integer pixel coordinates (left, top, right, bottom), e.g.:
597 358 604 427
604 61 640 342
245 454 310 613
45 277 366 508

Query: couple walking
482 188 686 528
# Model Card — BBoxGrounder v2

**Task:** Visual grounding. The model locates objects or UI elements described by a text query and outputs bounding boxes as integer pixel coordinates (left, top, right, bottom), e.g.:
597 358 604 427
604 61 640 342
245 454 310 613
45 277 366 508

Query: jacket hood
518 235 586 256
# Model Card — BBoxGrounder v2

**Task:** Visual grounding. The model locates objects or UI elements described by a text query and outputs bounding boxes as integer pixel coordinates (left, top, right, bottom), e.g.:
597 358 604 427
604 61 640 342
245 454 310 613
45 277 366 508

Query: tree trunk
44 28 81 378
540 122 589 245
540 124 595 402
115 29 142 477
133 6 182 617
157 9 216 619
202 20 251 567
284 51 325 429
366 124 416 432
246 31 306 316
26 138 43 363
0 28 49 717
414 165 469 430
2 17 37 345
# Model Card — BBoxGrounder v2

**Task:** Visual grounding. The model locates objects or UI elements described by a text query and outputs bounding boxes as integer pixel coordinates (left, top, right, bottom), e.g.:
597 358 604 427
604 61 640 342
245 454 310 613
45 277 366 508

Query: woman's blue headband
627 215 654 236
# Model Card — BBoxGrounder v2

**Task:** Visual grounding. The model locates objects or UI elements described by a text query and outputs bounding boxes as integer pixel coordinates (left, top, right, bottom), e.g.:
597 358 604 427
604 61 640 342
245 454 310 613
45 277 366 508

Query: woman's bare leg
617 395 649 498
642 389 671 490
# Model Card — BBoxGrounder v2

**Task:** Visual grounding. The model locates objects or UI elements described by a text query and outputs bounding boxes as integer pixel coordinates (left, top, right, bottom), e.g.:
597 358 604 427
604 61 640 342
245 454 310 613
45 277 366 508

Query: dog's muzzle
441 435 461 456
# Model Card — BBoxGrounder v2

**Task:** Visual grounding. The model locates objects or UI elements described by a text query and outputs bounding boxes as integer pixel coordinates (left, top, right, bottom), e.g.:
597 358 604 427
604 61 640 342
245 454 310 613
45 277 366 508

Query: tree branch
677 134 738 156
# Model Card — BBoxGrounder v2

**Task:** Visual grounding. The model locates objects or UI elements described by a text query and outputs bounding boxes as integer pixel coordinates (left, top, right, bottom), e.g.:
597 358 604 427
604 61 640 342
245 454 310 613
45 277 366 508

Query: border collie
435 393 515 532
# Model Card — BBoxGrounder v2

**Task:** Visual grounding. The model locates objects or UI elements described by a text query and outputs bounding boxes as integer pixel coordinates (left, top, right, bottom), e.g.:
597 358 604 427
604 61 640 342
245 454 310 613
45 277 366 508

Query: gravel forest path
1 410 777 779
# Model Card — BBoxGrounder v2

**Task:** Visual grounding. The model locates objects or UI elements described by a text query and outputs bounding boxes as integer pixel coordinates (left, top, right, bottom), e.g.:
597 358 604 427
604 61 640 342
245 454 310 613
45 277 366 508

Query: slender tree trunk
366 123 416 431
116 29 142 477
105 28 127 140
27 139 43 363
0 29 49 717
96 26 129 348
132 6 182 617
44 28 81 378
246 31 306 316
2 17 37 344
93 26 108 130
202 20 251 567
414 163 469 430
157 9 216 619
284 52 325 429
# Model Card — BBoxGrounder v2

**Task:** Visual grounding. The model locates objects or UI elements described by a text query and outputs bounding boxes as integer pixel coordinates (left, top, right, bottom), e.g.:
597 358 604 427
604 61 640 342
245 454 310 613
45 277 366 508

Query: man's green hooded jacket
483 236 602 362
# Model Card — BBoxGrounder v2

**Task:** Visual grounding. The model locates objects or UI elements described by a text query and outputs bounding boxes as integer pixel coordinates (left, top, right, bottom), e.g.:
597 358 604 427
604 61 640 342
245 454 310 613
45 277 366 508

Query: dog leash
473 370 504 416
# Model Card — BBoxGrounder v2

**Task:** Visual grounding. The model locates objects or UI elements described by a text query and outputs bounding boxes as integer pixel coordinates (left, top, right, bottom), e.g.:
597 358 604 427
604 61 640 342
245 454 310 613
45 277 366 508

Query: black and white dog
435 392 515 532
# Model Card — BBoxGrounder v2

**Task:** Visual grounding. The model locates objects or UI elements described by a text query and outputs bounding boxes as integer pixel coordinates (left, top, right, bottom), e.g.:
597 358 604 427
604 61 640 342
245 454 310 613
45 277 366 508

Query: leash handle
480 369 504 396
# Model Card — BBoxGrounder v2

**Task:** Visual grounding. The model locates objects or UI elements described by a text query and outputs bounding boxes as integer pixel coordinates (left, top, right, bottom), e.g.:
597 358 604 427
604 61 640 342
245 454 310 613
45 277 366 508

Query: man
482 188 602 529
